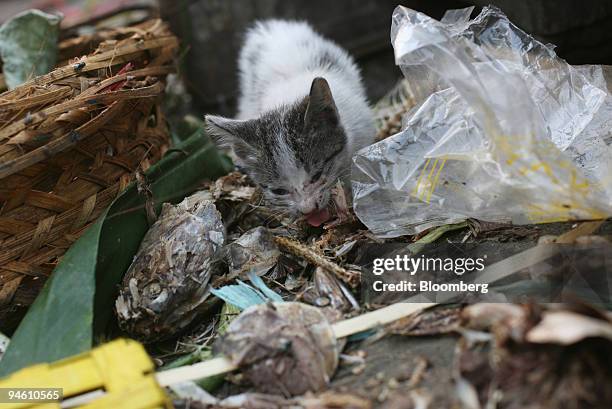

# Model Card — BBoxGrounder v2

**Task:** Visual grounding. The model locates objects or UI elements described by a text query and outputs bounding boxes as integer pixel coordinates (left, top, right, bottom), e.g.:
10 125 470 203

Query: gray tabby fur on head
206 78 347 215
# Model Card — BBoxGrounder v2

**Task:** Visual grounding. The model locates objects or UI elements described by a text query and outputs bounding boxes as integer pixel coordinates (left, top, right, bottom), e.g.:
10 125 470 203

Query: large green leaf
0 129 232 376
0 9 61 89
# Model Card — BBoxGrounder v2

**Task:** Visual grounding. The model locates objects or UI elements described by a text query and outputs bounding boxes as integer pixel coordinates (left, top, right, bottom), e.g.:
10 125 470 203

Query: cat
206 20 375 226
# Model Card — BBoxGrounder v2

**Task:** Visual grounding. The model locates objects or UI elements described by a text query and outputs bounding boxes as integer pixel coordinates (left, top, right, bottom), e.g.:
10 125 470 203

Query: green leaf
407 221 468 255
0 129 232 376
0 9 61 89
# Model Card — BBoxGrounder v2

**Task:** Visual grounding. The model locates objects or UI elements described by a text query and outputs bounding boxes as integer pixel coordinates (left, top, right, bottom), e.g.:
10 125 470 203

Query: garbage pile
102 7 612 408
115 171 362 342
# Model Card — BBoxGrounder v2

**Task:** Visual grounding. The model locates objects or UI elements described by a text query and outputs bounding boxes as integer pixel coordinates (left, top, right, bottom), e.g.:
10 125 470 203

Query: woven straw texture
0 19 177 332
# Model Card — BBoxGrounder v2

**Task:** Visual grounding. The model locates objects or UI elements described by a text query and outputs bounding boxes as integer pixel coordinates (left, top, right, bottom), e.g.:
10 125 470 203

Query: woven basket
0 19 178 333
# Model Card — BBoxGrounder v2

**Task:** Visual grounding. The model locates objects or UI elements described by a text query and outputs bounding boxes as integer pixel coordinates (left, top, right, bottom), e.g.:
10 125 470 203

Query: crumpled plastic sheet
352 6 612 237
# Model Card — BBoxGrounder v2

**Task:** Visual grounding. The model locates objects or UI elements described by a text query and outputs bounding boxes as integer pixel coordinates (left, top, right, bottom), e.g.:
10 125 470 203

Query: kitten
205 20 374 226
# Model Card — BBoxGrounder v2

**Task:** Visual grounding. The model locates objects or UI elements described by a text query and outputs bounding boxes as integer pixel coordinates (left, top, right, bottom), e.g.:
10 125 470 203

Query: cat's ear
205 115 250 147
304 77 339 129
205 115 258 162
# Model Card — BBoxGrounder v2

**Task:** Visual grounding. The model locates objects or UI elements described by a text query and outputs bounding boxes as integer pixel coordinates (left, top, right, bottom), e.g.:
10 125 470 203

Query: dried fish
115 192 225 342
215 302 340 397
313 267 358 313
226 227 280 279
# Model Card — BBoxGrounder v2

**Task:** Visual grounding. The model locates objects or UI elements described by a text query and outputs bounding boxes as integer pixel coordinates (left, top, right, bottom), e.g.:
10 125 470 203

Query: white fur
237 20 375 157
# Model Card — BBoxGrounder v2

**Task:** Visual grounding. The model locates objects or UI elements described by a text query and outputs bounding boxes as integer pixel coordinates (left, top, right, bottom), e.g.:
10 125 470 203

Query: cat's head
206 77 347 222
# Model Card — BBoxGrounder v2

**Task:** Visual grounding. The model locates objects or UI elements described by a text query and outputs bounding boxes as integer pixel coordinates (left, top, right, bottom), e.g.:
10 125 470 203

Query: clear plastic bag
352 6 612 237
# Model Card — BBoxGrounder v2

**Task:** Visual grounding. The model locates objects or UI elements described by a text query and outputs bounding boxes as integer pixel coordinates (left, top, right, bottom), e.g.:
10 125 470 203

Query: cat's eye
311 170 323 182
271 188 289 195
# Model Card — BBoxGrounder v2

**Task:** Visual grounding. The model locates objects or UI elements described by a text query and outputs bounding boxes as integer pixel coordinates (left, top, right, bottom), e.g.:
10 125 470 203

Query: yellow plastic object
0 338 172 409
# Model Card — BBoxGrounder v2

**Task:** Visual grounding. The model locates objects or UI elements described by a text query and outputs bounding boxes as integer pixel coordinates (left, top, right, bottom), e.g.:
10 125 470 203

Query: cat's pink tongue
305 208 331 227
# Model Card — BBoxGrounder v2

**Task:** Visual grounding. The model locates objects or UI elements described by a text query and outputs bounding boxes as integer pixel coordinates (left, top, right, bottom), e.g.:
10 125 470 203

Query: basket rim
0 30 177 180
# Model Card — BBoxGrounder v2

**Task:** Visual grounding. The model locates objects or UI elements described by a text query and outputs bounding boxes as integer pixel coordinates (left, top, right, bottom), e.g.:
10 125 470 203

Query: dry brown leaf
526 310 612 345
